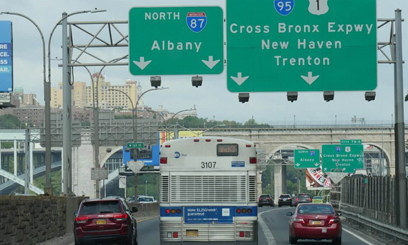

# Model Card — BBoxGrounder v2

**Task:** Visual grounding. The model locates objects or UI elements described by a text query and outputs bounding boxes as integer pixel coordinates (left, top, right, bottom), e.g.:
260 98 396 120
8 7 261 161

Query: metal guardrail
341 209 408 243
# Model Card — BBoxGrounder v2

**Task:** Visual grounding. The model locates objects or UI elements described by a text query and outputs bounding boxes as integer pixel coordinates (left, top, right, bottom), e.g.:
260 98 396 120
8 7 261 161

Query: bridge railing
341 176 398 226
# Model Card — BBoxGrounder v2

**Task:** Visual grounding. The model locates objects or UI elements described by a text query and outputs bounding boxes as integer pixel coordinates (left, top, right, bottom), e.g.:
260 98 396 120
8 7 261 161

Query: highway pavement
61 207 384 245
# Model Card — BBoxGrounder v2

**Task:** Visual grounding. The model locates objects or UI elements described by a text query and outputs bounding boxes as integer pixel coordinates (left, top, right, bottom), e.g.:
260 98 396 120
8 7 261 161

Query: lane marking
258 207 292 245
137 216 158 223
343 227 375 245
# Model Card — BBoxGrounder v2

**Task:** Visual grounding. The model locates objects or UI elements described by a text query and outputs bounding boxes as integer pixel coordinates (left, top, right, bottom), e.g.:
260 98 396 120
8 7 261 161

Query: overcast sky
1 0 408 125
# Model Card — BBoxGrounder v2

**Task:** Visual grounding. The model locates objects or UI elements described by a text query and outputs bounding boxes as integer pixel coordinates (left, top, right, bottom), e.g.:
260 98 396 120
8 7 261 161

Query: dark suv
74 197 138 245
258 194 274 207
278 194 293 207
293 193 312 206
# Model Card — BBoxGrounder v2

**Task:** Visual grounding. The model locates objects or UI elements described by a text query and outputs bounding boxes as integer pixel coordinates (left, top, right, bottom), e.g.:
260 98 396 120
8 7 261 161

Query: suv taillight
309 198 312 202
114 213 128 221
75 216 89 224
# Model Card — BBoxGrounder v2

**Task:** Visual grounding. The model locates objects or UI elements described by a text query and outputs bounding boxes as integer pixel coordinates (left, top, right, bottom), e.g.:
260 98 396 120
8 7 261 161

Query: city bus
159 137 258 244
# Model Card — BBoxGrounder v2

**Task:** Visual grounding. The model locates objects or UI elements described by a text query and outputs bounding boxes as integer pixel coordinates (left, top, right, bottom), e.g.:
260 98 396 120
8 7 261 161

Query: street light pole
0 12 52 195
109 87 167 200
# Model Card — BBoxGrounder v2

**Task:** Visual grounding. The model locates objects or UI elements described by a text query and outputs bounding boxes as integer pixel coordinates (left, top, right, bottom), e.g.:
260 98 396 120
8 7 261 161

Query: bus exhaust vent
170 175 247 203
249 175 257 202
161 175 169 202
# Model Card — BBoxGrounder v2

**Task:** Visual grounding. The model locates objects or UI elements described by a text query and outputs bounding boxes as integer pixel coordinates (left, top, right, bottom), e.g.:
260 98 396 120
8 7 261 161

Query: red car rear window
297 205 334 214
80 201 122 215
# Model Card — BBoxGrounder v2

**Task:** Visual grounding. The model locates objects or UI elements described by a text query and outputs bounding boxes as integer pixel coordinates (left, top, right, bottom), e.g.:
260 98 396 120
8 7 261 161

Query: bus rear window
217 144 238 156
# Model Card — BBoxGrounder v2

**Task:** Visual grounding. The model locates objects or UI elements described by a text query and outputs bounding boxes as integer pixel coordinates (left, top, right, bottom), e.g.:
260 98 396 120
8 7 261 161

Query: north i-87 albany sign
226 0 377 92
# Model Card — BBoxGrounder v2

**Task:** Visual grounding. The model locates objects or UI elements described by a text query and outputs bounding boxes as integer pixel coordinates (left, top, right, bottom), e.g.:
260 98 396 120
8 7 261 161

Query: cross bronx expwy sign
294 149 320 169
322 144 364 173
129 7 223 75
226 0 377 92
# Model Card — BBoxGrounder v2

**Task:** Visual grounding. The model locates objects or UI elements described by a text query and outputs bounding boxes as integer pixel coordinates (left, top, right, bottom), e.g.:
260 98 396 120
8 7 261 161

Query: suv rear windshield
298 194 311 198
260 195 270 198
138 197 154 202
80 201 122 215
280 194 290 198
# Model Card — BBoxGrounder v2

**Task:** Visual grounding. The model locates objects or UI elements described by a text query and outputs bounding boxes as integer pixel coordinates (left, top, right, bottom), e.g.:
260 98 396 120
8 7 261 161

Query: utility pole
62 12 73 195
394 9 406 229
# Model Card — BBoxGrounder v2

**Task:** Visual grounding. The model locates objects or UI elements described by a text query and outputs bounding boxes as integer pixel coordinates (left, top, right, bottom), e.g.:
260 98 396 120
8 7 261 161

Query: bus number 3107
201 161 216 168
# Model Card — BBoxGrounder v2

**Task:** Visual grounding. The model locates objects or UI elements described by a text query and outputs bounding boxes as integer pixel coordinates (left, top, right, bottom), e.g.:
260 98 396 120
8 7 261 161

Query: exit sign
127 142 144 149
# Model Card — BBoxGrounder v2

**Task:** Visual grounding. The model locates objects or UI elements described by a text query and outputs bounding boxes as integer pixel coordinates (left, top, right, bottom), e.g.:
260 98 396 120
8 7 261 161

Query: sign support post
394 9 406 229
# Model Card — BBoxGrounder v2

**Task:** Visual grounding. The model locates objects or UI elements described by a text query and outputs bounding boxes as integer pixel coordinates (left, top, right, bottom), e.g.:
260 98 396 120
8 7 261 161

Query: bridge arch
100 146 123 168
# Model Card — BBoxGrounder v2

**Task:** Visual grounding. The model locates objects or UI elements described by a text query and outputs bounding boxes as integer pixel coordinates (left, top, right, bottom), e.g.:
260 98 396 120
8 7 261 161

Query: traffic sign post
226 0 377 92
127 142 144 149
322 144 364 173
340 139 362 144
129 7 224 75
294 149 320 169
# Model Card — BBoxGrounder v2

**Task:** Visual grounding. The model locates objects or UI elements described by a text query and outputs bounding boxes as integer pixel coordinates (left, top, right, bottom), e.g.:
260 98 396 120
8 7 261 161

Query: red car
286 203 342 244
74 197 138 245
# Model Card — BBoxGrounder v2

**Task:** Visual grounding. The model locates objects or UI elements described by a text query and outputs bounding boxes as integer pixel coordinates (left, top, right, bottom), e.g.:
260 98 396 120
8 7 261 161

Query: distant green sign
340 139 362 144
294 149 320 169
226 0 377 92
129 7 224 75
322 145 364 173
127 142 144 149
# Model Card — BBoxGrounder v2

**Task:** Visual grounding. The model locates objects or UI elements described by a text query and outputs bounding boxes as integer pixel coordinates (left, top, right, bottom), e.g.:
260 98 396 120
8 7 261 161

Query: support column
62 12 73 195
14 139 17 176
24 128 30 194
274 165 283 204
30 139 33 184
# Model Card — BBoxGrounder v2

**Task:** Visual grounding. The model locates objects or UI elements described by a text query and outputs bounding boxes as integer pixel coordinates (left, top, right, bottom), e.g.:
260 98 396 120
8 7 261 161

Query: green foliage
34 170 62 196
0 114 24 129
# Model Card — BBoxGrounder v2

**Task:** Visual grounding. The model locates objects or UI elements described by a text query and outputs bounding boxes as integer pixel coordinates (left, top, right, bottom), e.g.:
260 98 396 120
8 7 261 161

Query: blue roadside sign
0 21 13 93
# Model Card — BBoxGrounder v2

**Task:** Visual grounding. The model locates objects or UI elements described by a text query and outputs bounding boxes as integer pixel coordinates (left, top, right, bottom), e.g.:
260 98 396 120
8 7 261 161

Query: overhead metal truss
377 18 404 64
65 20 129 67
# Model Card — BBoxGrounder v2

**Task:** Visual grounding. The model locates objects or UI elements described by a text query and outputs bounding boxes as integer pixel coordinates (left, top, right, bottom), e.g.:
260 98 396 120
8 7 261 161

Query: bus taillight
194 139 199 142
217 139 223 142
249 157 257 164
165 145 171 148
160 157 168 164
165 209 170 214
236 208 241 214
206 139 211 142
246 144 251 147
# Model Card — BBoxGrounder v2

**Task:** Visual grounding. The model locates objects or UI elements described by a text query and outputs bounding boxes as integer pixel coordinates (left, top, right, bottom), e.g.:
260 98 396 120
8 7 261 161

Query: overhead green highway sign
129 7 224 75
127 142 144 149
294 149 320 169
340 139 362 144
226 0 377 92
322 144 364 173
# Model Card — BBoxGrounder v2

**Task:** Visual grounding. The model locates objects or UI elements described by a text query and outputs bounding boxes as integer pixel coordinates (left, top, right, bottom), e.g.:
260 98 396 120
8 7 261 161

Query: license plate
96 219 106 225
322 229 327 233
283 199 287 201
311 221 322 225
186 230 198 237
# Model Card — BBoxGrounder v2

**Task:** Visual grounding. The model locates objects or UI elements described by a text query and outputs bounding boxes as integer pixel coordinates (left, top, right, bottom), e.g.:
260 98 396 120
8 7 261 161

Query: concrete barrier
0 195 87 245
